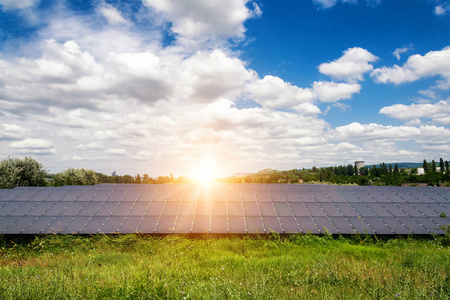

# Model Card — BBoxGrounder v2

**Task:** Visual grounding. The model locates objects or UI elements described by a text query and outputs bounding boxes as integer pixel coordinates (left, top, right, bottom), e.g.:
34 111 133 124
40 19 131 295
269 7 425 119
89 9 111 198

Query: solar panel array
0 184 449 235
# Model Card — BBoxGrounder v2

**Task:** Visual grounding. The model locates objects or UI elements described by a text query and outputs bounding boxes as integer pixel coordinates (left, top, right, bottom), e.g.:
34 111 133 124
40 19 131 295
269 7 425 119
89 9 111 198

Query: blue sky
0 0 449 177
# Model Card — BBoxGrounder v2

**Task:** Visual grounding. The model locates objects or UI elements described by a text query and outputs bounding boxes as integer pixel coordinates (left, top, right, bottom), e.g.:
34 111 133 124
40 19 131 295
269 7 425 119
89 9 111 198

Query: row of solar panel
1 199 448 217
0 214 446 235
1 187 449 203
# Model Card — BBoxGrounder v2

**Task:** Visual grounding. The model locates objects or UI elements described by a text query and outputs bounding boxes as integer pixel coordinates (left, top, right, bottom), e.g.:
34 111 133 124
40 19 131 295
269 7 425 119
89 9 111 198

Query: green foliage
0 235 449 299
51 168 99 186
0 156 47 189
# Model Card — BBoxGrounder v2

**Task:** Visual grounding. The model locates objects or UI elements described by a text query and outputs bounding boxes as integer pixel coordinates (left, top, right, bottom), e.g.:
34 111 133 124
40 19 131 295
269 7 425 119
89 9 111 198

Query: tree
389 164 393 173
51 168 98 186
439 158 444 173
0 157 47 189
135 174 141 183
423 159 428 174
431 160 436 172
394 163 399 174
446 161 449 174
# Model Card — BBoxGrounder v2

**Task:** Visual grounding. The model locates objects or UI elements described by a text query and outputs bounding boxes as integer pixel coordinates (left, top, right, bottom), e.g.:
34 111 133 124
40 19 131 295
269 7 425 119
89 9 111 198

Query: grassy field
1 233 449 299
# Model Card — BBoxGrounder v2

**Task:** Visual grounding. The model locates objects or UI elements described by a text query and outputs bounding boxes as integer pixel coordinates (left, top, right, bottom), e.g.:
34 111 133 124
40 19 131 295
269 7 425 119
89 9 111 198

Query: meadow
1 233 449 299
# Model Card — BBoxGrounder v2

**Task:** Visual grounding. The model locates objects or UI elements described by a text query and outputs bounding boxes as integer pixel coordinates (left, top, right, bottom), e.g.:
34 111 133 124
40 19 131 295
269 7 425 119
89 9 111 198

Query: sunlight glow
191 159 217 185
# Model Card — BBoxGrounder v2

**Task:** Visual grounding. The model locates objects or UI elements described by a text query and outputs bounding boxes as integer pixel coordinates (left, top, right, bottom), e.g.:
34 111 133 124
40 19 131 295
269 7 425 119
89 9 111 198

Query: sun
192 165 215 185
191 160 217 185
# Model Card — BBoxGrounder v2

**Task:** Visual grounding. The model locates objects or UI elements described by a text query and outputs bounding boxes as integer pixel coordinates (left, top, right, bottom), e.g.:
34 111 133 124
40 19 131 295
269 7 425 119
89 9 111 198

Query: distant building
355 161 364 174
417 168 425 175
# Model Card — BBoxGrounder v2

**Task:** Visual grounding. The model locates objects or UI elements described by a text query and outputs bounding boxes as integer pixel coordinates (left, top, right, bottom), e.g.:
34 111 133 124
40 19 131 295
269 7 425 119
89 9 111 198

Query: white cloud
105 148 127 155
318 47 378 82
333 122 421 141
371 47 450 85
312 81 361 102
379 100 450 125
75 142 103 150
312 0 380 9
9 138 56 154
392 44 413 60
434 5 446 15
133 151 153 161
98 2 130 25
0 0 38 11
247 75 315 111
179 49 256 102
142 0 260 42
0 124 27 141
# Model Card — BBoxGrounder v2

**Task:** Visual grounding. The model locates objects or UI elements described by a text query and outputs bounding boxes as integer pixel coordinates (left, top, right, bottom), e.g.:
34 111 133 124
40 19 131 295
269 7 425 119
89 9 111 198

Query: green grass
1 233 449 299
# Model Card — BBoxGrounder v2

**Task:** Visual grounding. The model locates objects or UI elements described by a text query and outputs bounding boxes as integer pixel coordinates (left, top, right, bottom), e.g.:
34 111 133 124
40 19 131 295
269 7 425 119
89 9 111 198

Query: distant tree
446 161 449 174
0 157 47 189
439 158 444 173
51 168 98 186
423 159 428 173
170 172 174 181
142 174 150 184
135 174 141 183
431 160 437 172
394 163 399 174
389 164 393 173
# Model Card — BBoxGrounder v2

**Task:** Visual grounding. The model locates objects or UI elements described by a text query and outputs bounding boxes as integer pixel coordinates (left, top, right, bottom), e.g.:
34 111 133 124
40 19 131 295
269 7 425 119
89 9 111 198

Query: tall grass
1 233 449 299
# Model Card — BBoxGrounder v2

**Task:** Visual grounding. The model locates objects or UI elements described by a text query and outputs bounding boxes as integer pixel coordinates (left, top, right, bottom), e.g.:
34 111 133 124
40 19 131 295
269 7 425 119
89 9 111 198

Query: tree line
1 156 449 189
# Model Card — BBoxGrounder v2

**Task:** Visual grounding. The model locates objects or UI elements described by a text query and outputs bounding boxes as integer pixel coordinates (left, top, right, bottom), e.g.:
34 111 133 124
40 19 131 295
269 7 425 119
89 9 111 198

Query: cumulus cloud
0 0 38 11
312 81 361 102
247 75 315 111
312 0 380 9
105 148 127 155
434 5 447 15
9 138 56 155
392 44 413 60
371 47 450 85
142 0 261 42
379 100 450 125
318 47 378 82
0 124 27 141
98 2 130 25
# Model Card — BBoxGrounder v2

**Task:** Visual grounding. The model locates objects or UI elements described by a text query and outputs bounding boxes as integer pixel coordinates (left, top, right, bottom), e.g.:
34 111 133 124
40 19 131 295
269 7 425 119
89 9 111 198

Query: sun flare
191 159 218 185
192 165 215 185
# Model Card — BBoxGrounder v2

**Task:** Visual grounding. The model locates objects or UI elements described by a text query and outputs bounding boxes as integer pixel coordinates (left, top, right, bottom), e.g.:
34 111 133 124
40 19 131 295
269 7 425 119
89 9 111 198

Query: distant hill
257 169 279 174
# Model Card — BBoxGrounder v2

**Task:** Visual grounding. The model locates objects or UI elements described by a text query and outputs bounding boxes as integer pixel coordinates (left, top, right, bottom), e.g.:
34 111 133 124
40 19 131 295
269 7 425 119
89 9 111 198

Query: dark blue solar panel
329 217 354 234
243 202 260 216
192 216 210 233
245 216 264 233
296 216 319 234
289 202 309 216
155 216 177 233
1 184 449 235
304 202 326 216
279 217 300 233
228 216 246 233
314 217 338 234
118 216 142 233
262 216 282 233
350 203 375 217
172 215 193 233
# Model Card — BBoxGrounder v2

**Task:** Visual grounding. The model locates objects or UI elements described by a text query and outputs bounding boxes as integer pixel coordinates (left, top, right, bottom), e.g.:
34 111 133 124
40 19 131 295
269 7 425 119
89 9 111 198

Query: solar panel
1 184 449 235
262 216 283 233
172 215 193 233
304 202 326 216
329 217 354 234
245 216 264 233
279 216 300 233
228 216 246 233
191 215 210 233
